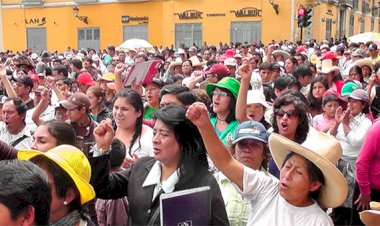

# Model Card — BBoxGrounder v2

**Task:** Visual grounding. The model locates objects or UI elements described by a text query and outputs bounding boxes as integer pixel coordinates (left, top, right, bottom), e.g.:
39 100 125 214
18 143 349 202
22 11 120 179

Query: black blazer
89 156 229 226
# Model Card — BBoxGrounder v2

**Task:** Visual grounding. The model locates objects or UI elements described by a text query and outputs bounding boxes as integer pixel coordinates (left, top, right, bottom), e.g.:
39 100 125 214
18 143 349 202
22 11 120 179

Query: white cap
224 58 237 67
247 90 268 108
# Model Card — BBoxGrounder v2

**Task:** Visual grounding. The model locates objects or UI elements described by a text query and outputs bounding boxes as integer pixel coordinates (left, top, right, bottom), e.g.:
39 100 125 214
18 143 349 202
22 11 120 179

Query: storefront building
0 0 378 52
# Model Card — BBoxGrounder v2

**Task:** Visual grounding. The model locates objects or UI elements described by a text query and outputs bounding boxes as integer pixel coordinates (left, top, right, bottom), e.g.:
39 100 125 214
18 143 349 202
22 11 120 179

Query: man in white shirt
0 97 32 149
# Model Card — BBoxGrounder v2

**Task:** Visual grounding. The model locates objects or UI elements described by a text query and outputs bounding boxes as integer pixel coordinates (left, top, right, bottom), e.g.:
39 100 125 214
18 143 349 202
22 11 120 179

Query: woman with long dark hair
206 77 240 145
113 88 153 168
90 105 228 225
307 76 329 117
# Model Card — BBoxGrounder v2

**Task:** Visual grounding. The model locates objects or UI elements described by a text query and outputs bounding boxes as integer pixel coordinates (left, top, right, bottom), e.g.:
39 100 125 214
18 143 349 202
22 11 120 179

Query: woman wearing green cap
206 77 240 145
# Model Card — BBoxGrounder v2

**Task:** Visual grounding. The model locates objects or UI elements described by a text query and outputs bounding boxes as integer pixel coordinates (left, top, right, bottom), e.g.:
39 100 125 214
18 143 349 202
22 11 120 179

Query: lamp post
73 6 88 24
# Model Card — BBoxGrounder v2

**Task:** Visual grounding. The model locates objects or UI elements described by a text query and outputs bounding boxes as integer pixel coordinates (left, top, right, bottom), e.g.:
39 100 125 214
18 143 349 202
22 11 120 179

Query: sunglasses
212 90 229 97
276 109 298 118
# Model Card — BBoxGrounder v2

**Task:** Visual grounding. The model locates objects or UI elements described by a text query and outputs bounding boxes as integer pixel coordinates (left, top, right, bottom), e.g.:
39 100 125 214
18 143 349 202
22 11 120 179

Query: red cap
203 64 229 76
296 46 306 53
29 73 39 81
77 72 96 85
322 51 340 60
322 90 345 102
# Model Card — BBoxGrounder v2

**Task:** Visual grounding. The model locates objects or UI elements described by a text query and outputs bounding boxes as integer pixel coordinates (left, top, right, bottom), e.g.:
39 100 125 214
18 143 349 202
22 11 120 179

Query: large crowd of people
0 38 380 225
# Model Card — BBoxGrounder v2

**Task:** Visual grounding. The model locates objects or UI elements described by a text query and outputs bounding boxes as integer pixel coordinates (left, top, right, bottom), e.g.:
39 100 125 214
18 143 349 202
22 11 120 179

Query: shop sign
230 7 262 17
25 17 46 26
206 13 226 17
174 10 203 20
121 16 149 23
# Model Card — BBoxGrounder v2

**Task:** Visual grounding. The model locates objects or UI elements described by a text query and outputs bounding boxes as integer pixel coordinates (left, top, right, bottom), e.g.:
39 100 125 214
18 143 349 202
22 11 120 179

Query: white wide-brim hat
269 132 348 208
354 58 373 70
272 50 290 60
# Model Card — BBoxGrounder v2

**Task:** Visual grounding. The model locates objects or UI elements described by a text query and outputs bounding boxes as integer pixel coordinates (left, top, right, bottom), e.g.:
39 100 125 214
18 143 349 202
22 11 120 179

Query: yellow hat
309 55 320 65
17 145 95 205
98 73 115 82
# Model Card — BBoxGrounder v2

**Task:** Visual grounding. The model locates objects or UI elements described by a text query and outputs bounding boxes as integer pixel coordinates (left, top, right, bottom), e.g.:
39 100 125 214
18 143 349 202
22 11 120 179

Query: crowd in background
0 37 379 226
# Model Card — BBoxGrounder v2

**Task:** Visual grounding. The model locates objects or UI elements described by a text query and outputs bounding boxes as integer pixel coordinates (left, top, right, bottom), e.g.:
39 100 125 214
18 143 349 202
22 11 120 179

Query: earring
63 201 68 205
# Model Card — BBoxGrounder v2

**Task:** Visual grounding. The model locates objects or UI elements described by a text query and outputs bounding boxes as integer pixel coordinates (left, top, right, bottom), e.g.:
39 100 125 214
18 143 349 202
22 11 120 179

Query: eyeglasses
275 109 298 118
212 90 229 97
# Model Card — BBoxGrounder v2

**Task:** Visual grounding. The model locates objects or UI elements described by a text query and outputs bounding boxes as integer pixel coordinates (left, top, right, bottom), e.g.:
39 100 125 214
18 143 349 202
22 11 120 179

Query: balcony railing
339 0 353 7
21 0 44 5
74 0 98 3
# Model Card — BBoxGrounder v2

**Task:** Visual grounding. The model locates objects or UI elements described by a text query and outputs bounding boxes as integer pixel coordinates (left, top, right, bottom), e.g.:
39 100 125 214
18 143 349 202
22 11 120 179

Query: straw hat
360 201 380 226
272 50 290 60
269 132 348 208
168 57 183 74
18 145 96 205
320 59 340 74
354 58 373 69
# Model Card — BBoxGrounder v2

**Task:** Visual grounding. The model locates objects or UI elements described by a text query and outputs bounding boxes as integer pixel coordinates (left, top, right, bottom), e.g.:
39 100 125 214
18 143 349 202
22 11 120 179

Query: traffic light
297 7 305 28
304 8 312 27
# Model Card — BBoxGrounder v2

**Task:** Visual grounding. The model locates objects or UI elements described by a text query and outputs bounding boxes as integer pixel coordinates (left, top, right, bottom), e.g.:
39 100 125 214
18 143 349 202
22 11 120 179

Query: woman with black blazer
89 104 229 225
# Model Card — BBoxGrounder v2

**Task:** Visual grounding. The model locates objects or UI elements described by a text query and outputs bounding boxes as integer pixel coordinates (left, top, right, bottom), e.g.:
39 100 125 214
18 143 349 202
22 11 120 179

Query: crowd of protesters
0 37 379 225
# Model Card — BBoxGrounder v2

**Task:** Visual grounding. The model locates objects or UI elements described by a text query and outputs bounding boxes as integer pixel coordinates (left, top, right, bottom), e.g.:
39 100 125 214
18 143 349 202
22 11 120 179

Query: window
353 0 359 10
175 23 202 48
77 27 100 51
362 1 370 14
123 25 148 41
230 21 262 44
361 18 365 33
349 15 354 36
326 18 332 40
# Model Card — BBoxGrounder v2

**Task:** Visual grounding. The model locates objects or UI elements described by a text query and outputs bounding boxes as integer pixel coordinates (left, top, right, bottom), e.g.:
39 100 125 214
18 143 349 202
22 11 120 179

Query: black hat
41 51 52 60
369 44 378 51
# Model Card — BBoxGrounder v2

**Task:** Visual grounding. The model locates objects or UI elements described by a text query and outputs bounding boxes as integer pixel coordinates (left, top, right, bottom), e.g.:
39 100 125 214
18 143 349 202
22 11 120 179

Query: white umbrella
348 32 380 43
119 38 153 50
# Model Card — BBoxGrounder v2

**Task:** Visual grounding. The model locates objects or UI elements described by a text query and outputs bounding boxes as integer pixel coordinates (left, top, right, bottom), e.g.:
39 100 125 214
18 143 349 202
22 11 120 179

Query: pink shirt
312 114 335 133
356 119 380 195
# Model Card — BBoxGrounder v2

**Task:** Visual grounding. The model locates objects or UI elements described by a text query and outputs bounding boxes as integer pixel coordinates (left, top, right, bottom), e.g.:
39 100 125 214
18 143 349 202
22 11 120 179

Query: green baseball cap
341 82 360 97
206 77 240 98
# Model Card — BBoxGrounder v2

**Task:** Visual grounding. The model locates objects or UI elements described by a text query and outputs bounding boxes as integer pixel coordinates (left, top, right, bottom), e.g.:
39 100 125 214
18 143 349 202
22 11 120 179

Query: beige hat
360 201 380 226
320 59 340 74
269 132 348 208
168 57 183 74
177 48 186 55
354 58 374 69
272 50 290 60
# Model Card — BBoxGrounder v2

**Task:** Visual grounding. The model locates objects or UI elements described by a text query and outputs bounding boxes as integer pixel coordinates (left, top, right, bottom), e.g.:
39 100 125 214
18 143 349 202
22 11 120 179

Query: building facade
0 0 378 52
